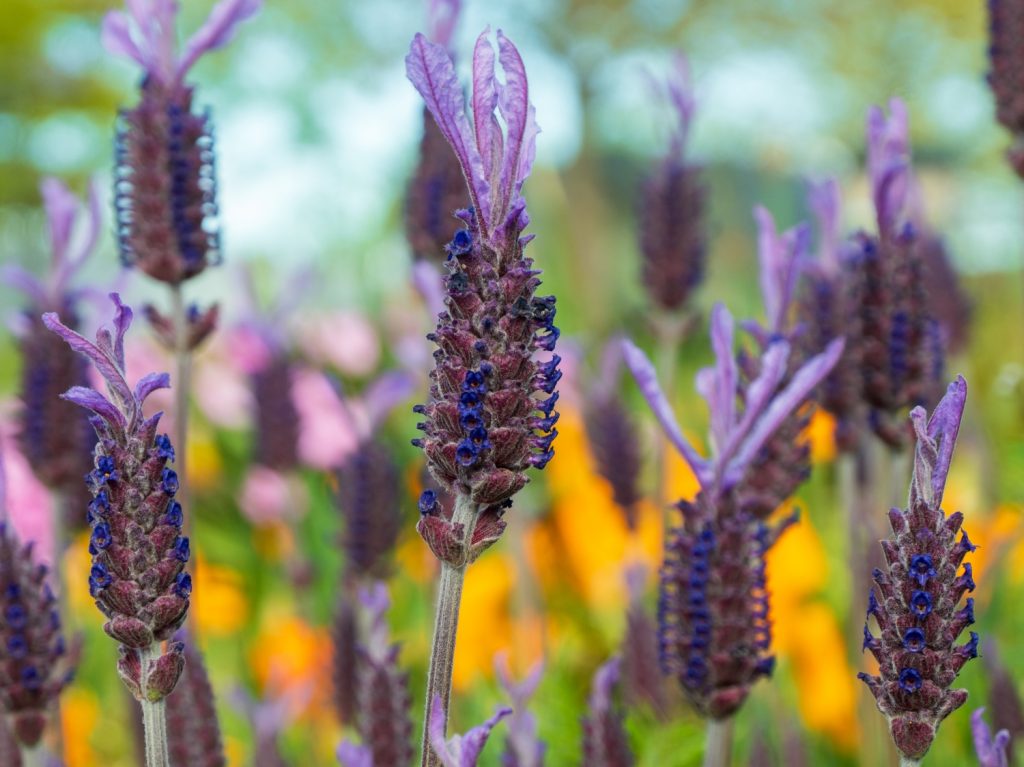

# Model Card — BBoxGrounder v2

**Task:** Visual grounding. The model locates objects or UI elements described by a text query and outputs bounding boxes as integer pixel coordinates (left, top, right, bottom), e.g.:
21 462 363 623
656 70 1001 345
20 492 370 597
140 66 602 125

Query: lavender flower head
580 657 633 767
0 523 69 747
165 640 225 767
103 0 261 283
405 29 559 561
638 53 706 314
3 179 101 495
973 708 1011 767
623 306 842 718
860 376 978 761
428 694 511 767
43 295 190 702
986 0 1024 177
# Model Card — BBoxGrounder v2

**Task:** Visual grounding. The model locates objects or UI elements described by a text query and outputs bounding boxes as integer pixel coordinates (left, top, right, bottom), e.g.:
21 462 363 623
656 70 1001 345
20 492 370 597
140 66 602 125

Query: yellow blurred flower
194 555 249 637
61 686 99 767
452 553 514 690
225 735 245 767
249 612 331 717
63 531 93 620
252 520 296 563
186 425 223 491
805 408 837 464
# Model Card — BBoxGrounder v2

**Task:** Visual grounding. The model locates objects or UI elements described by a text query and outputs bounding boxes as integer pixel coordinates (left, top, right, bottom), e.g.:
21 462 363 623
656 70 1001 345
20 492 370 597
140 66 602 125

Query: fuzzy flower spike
859 376 977 763
42 295 189 717
103 0 261 284
624 306 842 720
406 29 555 765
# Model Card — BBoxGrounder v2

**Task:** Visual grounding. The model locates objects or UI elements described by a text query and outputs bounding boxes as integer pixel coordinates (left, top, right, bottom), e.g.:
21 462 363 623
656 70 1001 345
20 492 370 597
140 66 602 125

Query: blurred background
1 0 1023 765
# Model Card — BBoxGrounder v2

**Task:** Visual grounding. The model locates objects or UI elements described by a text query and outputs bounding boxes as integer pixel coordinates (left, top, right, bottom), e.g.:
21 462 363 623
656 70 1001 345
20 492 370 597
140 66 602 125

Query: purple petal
472 30 501 186
134 372 171 404
177 0 262 80
0 266 47 306
911 375 967 507
753 207 809 333
620 338 709 483
807 177 842 273
110 293 133 371
701 303 737 455
665 52 695 153
726 337 843 485
363 371 416 431
336 742 373 767
40 177 78 266
62 386 127 432
100 11 148 69
866 98 911 234
406 33 490 228
42 311 132 409
494 653 544 705
428 0 461 49
455 706 512 767
588 656 621 713
494 30 533 226
972 708 1010 767
428 694 456 766
70 177 103 270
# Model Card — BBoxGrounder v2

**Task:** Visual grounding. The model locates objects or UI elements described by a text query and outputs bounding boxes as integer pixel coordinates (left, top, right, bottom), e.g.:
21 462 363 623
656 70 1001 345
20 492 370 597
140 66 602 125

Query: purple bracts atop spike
406 30 539 247
428 694 511 767
866 99 911 237
987 0 1024 177
972 709 1011 767
0 524 69 748
495 654 545 767
638 54 705 314
43 295 189 702
860 377 976 762
580 658 634 767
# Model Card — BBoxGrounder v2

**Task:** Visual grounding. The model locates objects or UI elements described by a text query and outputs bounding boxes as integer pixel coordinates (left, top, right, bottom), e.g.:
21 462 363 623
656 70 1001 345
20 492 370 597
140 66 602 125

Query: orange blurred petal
61 686 99 767
194 555 249 637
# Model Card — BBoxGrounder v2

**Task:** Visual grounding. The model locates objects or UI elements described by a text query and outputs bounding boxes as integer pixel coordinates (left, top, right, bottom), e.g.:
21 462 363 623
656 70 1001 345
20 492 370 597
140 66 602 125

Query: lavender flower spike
986 0 1024 177
866 98 911 237
428 695 511 767
860 376 977 762
581 658 634 767
42 295 190 705
105 0 261 284
973 709 1011 767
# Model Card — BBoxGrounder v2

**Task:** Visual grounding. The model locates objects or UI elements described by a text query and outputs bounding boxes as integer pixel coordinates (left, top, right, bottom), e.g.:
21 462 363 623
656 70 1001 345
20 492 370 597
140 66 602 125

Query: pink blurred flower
291 369 359 470
297 312 380 377
0 414 55 568
238 465 307 526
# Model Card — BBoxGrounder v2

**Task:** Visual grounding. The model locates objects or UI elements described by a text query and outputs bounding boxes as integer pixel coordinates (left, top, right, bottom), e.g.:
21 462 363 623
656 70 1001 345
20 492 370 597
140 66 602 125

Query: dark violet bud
43 295 189 702
580 657 634 767
584 343 642 530
638 54 705 314
406 30 557 528
251 354 300 472
987 0 1024 177
143 302 220 352
336 440 402 579
103 0 261 283
166 641 226 767
859 376 976 762
0 524 70 748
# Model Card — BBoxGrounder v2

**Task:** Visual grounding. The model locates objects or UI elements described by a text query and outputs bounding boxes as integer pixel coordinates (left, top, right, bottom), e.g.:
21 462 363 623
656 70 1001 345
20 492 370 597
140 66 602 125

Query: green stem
169 284 195 627
139 644 169 767
19 742 45 767
702 717 734 767
420 493 479 767
900 758 921 767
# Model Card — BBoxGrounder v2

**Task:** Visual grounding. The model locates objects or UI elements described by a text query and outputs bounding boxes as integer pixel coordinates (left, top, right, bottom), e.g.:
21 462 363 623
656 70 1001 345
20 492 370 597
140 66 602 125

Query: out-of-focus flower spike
428 0 461 50
0 523 70 748
866 98 911 236
43 295 189 703
332 594 358 726
428 694 511 767
983 640 1024 764
807 178 842 274
859 377 976 762
973 708 1011 767
986 0 1024 176
165 641 225 767
337 440 401 579
580 657 634 767
413 260 448 320
176 0 262 81
620 565 668 717
144 302 220 353
494 653 545 767
752 206 810 336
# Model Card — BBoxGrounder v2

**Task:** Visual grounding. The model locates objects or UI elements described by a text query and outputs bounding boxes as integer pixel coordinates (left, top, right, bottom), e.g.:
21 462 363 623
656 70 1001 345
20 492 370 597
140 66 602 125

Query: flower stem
900 758 921 767
169 284 195 622
702 717 734 767
19 742 45 767
420 493 479 767
140 644 170 767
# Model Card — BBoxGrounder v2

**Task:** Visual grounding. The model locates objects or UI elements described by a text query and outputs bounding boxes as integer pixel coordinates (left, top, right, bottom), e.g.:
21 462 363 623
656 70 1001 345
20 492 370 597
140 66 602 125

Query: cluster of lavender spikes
624 305 843 719
406 28 559 561
860 376 979 762
43 296 190 703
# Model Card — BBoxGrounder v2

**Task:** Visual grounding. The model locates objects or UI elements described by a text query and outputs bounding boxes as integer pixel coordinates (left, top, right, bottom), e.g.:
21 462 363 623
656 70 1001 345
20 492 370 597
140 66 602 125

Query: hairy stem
139 644 169 767
702 717 734 767
19 742 45 767
899 758 921 767
420 493 479 767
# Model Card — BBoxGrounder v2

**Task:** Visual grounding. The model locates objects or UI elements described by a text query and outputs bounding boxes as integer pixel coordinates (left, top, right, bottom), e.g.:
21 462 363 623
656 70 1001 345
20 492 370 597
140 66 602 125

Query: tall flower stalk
623 304 842 767
43 295 191 767
101 0 261 563
859 376 978 765
404 28 557 767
